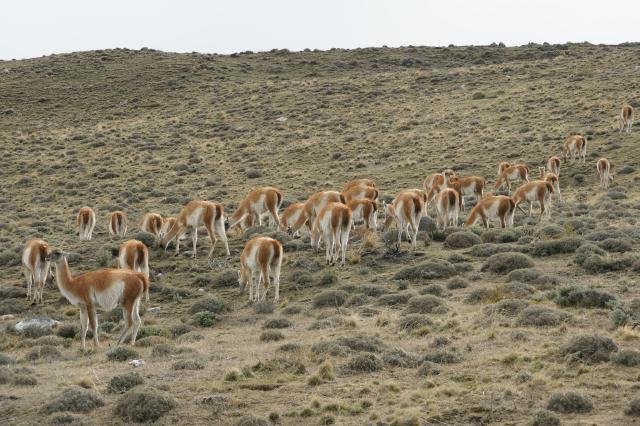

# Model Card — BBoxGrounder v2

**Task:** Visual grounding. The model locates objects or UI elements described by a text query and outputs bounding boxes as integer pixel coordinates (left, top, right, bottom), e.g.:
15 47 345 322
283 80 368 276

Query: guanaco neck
54 257 75 292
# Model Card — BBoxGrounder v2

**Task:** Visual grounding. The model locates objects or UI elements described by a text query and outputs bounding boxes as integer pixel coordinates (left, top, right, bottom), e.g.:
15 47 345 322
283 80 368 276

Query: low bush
561 335 618 364
313 290 348 308
362 285 388 297
382 347 420 368
516 306 568 327
260 330 285 342
172 359 206 370
105 346 139 362
481 229 520 244
394 260 457 280
416 361 441 377
422 349 463 364
397 314 433 332
611 349 640 367
626 399 640 416
531 238 582 256
546 391 593 414
376 292 414 306
419 284 444 297
585 229 627 241
25 345 61 361
345 353 383 372
190 311 217 327
469 243 528 257
405 295 447 314
188 298 229 315
115 387 176 423
107 372 144 393
597 238 632 253
443 231 482 249
554 286 615 308
486 299 529 317
446 277 469 289
42 386 105 414
263 318 292 329
530 409 561 426
582 254 635 273
481 252 534 274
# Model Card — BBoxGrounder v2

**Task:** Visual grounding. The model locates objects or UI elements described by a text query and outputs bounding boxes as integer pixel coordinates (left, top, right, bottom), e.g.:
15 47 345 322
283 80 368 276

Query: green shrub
170 324 194 338
398 314 433 332
42 386 105 414
516 306 568 327
530 409 560 426
469 243 528 257
481 229 520 244
422 349 463 364
626 399 640 416
260 330 285 342
336 335 384 353
611 349 640 367
377 292 413 306
531 238 582 256
446 277 469 289
115 387 176 423
554 286 615 308
25 345 61 361
313 290 348 308
362 285 388 297
105 346 139 362
405 295 447 314
419 284 444 296
13 373 37 386
345 353 383 372
443 231 482 249
416 361 441 377
253 300 276 314
318 270 338 285
597 238 632 253
573 243 606 266
561 335 618 364
394 260 457 280
191 311 218 327
263 318 292 329
107 372 144 393
188 298 229 315
0 353 14 365
546 391 593 413
582 254 635 273
172 359 206 370
56 324 78 339
136 325 170 340
213 269 239 287
585 229 627 241
481 252 534 274
486 299 529 317
382 347 420 368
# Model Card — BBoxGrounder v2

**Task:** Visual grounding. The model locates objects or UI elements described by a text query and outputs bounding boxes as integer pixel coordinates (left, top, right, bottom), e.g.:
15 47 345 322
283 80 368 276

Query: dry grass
1 43 640 424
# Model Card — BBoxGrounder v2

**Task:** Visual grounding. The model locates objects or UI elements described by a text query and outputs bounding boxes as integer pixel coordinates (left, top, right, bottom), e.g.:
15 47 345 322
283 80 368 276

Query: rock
129 359 145 368
15 317 59 333
1 314 15 321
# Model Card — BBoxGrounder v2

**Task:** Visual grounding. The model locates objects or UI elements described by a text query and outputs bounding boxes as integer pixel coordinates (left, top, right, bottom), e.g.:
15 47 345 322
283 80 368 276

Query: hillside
1 43 640 425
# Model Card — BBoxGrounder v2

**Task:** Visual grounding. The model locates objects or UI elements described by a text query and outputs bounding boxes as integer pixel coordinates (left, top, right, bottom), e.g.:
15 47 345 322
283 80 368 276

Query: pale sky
1 0 638 60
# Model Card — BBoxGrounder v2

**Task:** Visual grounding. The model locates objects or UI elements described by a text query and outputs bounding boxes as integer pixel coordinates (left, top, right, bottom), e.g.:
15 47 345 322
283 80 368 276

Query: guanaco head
310 220 322 249
383 202 395 230
45 249 66 263
237 269 249 294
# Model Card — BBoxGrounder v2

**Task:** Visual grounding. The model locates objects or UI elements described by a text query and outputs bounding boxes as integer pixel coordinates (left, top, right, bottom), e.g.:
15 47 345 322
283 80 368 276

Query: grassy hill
1 43 640 425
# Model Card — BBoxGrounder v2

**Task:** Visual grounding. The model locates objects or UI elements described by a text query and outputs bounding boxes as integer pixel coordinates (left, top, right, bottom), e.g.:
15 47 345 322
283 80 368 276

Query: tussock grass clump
585 229 627 241
419 284 444 296
224 367 244 381
443 231 482 249
531 237 583 256
530 409 560 426
611 349 640 366
626 399 640 416
554 286 615 308
25 345 62 361
115 387 176 423
47 413 89 425
469 243 528 257
308 315 347 330
318 269 338 285
597 237 632 253
536 224 564 239
516 306 568 327
213 269 239 287
56 324 78 339
573 243 606 265
235 415 269 426
422 349 463 364
546 391 593 413
263 318 292 329
506 268 559 288
397 314 433 332
313 290 348 308
485 299 529 317
465 287 502 304
0 353 14 365
42 386 105 414
382 347 420 368
394 260 457 280
107 372 144 393
311 341 349 357
377 292 414 307
405 295 448 314
362 285 388 297
581 254 635 273
170 323 194 338
416 361 441 377
105 346 139 362
260 330 285 342
345 353 383 372
13 373 38 386
282 305 302 315
253 300 276 314
561 335 618 363
336 334 385 353
0 366 12 384
278 342 301 352
172 358 206 370
188 297 229 315
446 277 469 289
481 252 534 274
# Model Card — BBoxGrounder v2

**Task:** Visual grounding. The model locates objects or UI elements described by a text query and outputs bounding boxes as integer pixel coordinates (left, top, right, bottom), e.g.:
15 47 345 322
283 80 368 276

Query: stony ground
1 43 640 425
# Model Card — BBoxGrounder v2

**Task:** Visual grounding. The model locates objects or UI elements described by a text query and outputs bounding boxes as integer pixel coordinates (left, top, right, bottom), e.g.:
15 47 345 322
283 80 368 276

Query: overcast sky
1 0 638 60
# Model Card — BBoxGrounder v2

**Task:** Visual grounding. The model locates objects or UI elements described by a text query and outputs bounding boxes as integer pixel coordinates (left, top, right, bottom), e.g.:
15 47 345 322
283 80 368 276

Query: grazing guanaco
619 105 634 133
596 158 613 189
22 239 51 304
342 179 376 193
464 195 515 228
278 202 307 236
107 211 127 238
347 198 378 230
443 174 485 209
423 169 456 194
435 188 461 230
563 134 587 163
161 200 230 258
547 156 561 177
304 190 345 231
238 236 283 303
495 164 529 193
497 162 511 177
383 190 426 250
118 240 150 300
228 187 284 232
76 207 96 241
310 202 352 266
538 167 562 201
513 181 554 219
342 185 378 203
139 213 164 245
45 249 148 350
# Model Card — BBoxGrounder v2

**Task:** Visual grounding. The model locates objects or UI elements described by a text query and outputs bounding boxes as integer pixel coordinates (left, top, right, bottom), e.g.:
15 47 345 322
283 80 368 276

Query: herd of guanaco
20 105 633 350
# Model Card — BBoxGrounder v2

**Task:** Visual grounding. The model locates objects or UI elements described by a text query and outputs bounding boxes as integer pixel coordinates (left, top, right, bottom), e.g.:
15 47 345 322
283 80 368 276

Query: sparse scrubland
1 42 640 424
